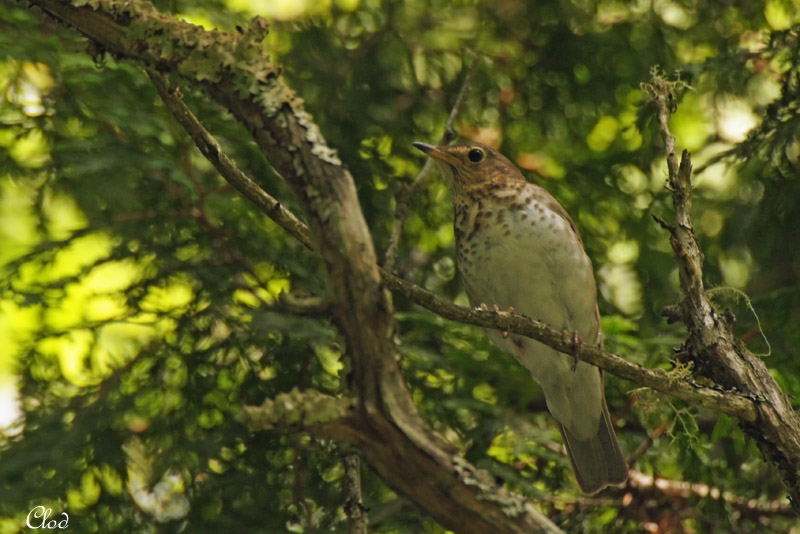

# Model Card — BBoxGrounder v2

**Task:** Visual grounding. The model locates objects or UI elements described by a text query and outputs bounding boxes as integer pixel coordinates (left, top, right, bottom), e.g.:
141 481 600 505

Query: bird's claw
500 305 516 338
568 330 582 372
479 303 515 338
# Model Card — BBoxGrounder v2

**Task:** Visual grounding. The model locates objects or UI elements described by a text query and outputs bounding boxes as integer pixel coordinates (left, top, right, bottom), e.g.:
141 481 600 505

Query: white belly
456 194 603 438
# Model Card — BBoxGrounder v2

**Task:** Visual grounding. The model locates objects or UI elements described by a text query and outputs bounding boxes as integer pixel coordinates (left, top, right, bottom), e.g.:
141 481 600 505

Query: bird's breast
454 191 598 337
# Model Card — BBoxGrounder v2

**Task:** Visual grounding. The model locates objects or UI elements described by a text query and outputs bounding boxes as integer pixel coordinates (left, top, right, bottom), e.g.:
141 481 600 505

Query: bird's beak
412 142 460 166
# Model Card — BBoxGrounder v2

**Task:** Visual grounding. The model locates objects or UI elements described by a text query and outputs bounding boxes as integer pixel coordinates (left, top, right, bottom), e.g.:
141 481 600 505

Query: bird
413 140 628 493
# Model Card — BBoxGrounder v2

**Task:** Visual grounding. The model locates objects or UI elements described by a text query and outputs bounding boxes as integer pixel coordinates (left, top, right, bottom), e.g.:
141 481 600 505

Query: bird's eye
467 148 485 163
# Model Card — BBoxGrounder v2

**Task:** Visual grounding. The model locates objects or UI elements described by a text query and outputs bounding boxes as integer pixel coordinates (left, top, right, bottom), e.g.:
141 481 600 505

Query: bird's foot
487 304 516 338
565 330 582 371
478 303 516 338
500 306 516 338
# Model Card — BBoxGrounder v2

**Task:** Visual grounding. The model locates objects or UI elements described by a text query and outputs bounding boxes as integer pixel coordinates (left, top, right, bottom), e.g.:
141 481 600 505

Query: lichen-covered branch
644 70 800 512
237 388 359 438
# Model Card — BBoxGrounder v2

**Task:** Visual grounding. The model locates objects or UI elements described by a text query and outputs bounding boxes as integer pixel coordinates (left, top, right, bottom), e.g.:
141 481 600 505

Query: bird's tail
559 397 628 494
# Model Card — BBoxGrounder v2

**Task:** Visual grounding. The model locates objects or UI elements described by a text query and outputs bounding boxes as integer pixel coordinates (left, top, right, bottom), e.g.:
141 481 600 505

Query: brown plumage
414 141 628 493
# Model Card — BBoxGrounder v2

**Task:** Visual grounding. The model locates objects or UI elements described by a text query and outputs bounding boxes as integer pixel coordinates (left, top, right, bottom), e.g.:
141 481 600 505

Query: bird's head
412 141 525 193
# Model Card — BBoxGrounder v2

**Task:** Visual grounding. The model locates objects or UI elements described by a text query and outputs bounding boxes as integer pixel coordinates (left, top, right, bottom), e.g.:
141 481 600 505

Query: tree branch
626 470 797 522
643 69 800 512
341 451 368 534
147 69 314 250
237 388 360 439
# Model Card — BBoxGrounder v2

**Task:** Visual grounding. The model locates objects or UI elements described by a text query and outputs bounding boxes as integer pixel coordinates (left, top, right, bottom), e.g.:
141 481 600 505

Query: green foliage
1 0 800 532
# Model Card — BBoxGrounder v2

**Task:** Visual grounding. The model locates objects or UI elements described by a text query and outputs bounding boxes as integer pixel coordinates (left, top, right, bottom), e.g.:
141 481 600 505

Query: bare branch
341 452 368 534
386 275 757 420
544 469 795 526
148 70 314 250
627 470 797 521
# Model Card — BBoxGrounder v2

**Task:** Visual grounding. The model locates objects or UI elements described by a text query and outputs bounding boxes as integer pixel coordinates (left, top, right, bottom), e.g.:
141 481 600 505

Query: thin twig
382 52 479 271
380 272 757 421
640 68 690 182
148 69 314 251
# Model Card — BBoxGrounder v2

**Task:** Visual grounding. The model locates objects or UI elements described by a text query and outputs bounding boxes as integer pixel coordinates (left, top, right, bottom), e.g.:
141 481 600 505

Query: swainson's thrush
414 141 628 493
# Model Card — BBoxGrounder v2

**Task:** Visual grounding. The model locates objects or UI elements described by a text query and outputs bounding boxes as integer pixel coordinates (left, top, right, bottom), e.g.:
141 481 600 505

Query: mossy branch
645 67 800 513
